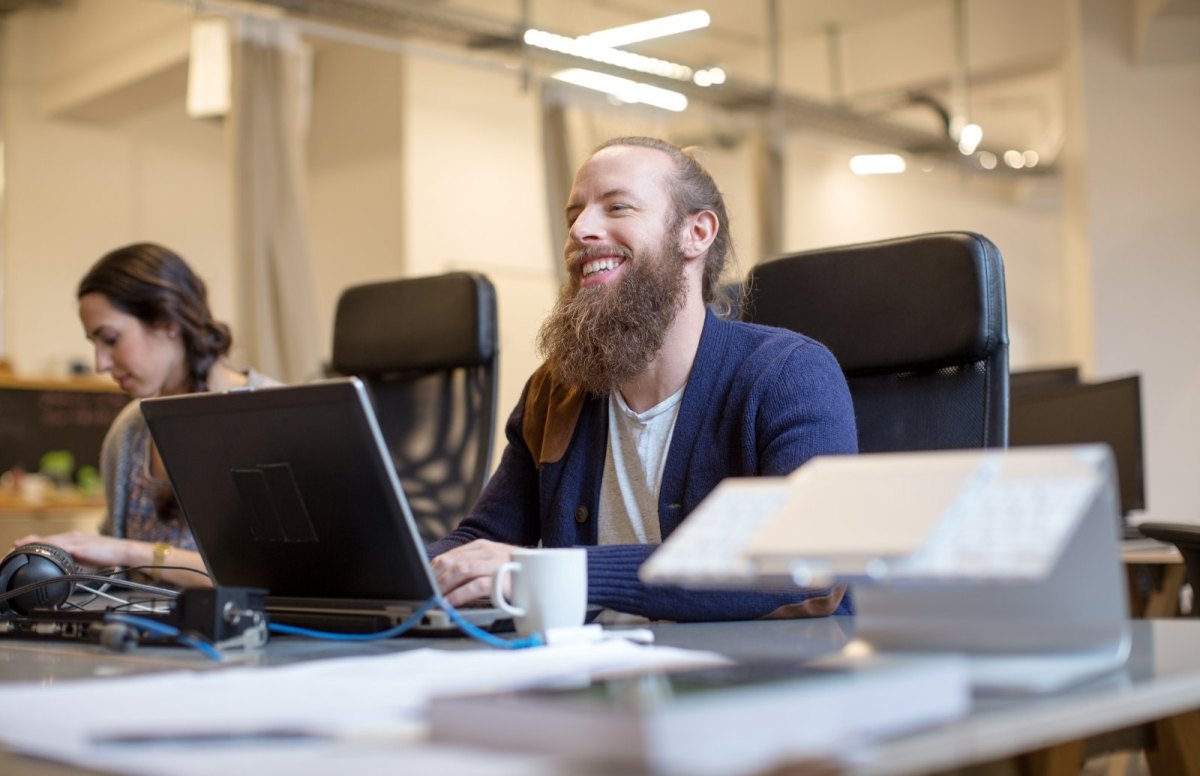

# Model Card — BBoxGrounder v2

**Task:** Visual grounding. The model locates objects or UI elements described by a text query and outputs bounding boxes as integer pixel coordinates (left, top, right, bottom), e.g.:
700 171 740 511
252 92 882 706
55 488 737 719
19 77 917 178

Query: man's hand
430 539 517 607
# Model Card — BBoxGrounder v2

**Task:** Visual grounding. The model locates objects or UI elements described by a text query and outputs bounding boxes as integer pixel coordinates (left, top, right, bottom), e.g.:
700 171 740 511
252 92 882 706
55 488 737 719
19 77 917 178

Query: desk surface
1 618 1198 776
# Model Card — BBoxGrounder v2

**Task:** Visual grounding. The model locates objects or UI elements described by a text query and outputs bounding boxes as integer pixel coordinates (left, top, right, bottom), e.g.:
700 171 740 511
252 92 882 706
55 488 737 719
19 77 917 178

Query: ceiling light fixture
524 29 693 80
957 123 983 155
579 10 711 48
849 154 907 175
552 68 689 112
693 66 726 87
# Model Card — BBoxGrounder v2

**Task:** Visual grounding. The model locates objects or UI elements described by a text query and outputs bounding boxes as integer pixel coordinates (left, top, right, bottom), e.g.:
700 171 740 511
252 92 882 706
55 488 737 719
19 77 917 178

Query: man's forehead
571 145 675 194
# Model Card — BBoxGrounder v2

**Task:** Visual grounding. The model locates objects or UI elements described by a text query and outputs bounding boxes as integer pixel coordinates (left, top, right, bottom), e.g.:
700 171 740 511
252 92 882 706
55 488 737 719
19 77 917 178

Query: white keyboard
639 479 791 586
892 463 1095 580
640 457 1100 587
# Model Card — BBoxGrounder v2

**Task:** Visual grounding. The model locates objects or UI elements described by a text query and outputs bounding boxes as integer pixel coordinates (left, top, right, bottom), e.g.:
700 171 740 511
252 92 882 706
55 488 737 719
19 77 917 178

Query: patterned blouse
119 420 197 551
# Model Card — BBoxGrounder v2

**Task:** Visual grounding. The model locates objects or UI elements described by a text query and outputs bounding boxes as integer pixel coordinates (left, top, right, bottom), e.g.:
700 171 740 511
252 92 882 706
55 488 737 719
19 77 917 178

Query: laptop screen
141 378 439 602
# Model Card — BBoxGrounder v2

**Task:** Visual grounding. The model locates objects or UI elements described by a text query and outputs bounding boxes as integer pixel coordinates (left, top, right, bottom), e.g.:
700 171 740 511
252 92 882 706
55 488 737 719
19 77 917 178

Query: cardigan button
574 506 589 524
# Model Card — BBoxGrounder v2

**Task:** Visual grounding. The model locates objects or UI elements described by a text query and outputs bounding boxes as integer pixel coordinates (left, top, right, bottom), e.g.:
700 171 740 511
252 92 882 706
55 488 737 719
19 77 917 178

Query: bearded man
429 137 857 621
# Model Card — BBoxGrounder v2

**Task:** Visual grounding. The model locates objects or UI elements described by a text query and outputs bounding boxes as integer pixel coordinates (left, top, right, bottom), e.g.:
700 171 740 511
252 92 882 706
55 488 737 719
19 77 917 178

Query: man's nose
568 206 605 244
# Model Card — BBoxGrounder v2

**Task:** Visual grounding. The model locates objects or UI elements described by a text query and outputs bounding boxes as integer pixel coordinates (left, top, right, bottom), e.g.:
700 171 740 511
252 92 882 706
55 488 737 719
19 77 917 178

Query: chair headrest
746 232 1008 375
332 272 497 374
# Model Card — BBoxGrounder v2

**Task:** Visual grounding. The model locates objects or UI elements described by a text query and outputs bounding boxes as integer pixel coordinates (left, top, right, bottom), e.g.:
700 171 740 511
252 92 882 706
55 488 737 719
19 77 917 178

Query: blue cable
104 613 223 662
267 597 544 649
267 598 438 641
440 604 543 650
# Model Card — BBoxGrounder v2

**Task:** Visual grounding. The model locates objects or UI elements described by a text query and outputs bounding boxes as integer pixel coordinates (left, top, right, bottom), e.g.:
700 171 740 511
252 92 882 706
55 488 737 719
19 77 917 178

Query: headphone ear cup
0 543 78 616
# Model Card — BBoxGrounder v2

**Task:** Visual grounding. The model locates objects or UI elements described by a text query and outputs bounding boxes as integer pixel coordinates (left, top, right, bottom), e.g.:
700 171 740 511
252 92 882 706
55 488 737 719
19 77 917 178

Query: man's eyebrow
565 188 639 215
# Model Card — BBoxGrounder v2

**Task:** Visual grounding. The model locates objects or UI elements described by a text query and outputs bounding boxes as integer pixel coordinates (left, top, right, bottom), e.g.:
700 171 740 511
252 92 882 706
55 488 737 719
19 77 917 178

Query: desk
1123 538 1186 617
2 619 1200 776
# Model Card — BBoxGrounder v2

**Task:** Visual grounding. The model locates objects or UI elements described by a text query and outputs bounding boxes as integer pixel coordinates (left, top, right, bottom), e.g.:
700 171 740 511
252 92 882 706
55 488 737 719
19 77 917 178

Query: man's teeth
582 258 621 277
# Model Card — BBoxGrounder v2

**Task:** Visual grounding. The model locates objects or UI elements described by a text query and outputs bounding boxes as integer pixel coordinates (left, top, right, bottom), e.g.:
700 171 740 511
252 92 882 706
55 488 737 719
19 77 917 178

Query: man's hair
592 136 734 306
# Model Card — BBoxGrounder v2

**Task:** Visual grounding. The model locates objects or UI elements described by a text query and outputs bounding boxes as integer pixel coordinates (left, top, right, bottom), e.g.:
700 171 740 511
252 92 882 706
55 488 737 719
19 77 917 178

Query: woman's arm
12 531 212 588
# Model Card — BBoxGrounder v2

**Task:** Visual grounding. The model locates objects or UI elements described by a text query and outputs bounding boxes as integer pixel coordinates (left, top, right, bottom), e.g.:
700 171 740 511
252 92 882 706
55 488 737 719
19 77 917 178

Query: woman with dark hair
16 243 278 586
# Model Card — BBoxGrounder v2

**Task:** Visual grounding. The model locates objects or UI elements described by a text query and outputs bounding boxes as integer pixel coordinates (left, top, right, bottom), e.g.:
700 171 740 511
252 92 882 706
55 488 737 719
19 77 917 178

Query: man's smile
581 257 625 278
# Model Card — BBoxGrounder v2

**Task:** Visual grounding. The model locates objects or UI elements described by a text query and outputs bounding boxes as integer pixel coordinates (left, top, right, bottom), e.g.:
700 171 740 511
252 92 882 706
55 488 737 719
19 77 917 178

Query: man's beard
536 238 688 395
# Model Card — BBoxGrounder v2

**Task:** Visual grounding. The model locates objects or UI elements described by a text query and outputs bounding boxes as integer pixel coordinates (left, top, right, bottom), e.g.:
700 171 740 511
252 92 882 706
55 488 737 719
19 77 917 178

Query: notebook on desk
140 378 506 633
642 446 1132 694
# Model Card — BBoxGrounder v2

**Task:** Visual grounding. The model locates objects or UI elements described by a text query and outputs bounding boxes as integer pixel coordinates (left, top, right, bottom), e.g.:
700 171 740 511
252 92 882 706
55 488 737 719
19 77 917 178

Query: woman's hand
12 531 145 569
430 539 516 607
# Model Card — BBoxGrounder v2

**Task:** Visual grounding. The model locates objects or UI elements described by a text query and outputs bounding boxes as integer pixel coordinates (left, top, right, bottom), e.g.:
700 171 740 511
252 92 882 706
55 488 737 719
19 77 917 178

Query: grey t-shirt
597 386 685 546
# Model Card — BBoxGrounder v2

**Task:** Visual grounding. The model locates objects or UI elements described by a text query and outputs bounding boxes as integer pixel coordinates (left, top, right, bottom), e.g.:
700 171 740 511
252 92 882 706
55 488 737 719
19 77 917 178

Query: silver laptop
140 377 505 633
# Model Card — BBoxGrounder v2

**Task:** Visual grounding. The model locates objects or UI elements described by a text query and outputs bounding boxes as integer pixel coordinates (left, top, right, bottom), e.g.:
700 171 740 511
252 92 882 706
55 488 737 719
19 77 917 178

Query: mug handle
491 561 525 617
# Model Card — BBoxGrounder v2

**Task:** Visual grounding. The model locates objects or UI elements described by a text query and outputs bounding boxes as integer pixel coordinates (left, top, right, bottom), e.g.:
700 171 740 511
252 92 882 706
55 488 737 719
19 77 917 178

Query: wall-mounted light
580 10 711 48
849 154 907 175
552 68 688 112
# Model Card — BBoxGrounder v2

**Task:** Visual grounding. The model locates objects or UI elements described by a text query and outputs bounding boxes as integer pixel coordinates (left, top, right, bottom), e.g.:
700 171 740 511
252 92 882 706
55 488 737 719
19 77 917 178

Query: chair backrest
1136 522 1200 615
331 272 499 542
743 231 1009 453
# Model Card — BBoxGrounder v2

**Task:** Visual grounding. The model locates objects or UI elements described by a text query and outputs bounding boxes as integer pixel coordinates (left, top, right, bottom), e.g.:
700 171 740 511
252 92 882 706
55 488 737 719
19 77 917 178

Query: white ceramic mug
491 547 588 637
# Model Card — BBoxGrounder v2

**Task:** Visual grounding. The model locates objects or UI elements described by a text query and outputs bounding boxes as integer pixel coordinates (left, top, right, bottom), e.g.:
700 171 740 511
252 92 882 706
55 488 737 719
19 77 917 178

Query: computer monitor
1009 366 1081 396
1008 375 1145 515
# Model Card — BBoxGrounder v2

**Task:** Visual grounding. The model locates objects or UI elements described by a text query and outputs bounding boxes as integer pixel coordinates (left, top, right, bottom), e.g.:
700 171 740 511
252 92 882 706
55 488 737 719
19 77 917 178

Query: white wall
1 6 233 376
1073 0 1200 522
401 55 559 432
307 42 409 362
781 130 1070 368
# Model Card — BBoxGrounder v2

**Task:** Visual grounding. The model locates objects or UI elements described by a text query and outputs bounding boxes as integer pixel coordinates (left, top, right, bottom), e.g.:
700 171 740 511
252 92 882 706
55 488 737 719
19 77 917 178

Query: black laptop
140 378 505 633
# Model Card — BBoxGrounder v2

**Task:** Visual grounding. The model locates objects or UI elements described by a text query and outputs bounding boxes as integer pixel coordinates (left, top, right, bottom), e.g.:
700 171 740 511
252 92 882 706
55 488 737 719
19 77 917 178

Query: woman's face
79 293 189 398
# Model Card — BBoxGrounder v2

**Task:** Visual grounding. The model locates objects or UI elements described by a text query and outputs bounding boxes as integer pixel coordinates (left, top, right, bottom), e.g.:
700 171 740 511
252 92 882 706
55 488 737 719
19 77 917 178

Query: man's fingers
444 576 498 608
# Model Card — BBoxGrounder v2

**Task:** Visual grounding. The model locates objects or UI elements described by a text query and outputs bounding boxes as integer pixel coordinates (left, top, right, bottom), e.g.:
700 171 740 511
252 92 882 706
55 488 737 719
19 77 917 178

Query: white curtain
228 19 320 384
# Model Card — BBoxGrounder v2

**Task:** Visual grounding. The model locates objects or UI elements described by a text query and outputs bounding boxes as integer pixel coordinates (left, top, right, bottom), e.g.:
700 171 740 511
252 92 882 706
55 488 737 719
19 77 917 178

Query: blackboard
0 380 130 477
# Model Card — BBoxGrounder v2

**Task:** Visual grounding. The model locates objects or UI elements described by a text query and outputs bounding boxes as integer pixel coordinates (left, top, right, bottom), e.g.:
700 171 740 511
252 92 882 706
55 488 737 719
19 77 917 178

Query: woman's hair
78 243 232 393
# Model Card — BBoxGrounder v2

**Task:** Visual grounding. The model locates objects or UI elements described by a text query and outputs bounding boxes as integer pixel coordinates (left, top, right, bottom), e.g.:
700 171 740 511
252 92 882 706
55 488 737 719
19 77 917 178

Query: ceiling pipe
949 0 970 141
178 0 1045 172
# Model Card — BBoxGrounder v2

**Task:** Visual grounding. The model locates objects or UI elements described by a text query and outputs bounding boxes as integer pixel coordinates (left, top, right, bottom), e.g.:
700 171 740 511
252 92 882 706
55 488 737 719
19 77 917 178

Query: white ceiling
439 0 1069 161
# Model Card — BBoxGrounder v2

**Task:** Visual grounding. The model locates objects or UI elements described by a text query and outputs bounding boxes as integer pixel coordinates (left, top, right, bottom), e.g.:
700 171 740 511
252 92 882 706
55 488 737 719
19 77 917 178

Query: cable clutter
0 543 545 657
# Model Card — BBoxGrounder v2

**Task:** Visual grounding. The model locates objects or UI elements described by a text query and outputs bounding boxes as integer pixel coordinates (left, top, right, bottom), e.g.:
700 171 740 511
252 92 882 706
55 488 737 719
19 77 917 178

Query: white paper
0 641 726 775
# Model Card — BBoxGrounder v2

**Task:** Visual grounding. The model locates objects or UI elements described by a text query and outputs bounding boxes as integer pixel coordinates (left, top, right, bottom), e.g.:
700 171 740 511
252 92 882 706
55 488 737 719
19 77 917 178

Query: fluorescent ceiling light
524 28 693 80
849 154 907 175
580 10 711 48
552 68 688 112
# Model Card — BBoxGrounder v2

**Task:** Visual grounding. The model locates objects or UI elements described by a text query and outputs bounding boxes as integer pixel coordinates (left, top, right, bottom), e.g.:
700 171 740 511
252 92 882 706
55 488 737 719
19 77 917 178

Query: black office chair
1137 523 1200 616
331 272 499 542
743 231 1009 453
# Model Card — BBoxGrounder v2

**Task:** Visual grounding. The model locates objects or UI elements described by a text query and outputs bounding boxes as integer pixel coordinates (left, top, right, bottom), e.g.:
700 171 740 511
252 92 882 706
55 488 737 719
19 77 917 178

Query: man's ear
680 210 719 261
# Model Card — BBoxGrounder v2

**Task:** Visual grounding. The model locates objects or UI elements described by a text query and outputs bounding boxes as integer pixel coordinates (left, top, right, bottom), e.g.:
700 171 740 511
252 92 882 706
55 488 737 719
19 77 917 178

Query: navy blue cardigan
428 311 858 621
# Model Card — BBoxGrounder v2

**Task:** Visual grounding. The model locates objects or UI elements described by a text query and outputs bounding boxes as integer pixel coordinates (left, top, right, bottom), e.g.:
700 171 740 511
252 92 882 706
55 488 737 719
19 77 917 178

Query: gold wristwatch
151 541 173 581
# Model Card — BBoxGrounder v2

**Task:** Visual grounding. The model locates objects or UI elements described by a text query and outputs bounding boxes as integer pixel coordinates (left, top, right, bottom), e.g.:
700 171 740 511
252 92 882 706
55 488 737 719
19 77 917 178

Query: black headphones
0 543 78 616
